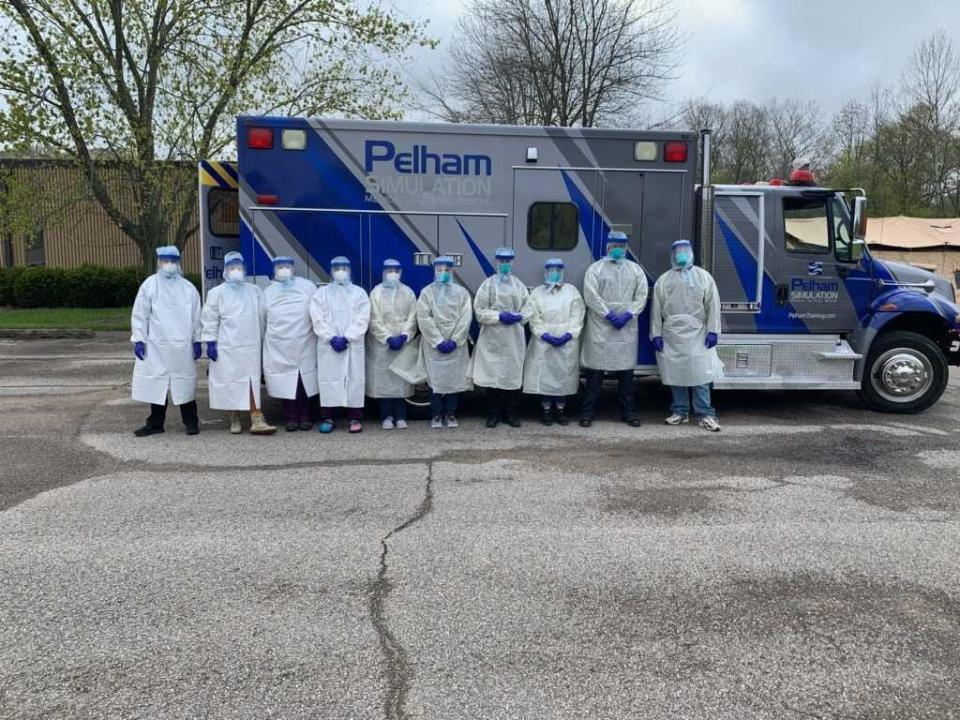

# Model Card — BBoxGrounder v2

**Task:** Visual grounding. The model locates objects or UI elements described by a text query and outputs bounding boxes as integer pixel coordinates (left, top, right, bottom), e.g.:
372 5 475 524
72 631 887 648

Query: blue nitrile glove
605 310 619 327
557 332 573 346
438 339 457 354
193 342 202 360
330 336 348 353
705 332 718 349
541 332 558 346
393 333 408 350
206 341 218 362
653 336 665 353
617 310 634 328
134 341 146 361
499 311 522 325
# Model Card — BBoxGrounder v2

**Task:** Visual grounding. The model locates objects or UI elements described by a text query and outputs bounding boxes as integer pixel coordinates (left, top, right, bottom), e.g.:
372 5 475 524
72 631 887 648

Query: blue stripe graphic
457 220 496 277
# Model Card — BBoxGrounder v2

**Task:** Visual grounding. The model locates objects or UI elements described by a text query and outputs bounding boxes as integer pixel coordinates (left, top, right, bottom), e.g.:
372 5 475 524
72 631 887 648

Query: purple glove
134 341 146 360
330 336 348 353
556 332 573 346
499 311 522 325
437 339 457 354
705 332 718 349
206 341 218 362
605 310 619 327
617 310 634 328
653 336 664 353
541 333 559 346
193 342 202 360
387 334 407 351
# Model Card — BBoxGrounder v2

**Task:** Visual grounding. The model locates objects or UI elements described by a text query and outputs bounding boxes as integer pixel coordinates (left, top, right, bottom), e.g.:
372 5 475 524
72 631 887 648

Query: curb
0 328 96 339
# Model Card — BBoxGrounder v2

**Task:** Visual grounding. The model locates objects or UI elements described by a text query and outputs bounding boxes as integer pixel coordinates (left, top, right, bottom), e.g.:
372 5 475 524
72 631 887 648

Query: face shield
494 247 516 277
382 260 402 288
606 231 629 261
434 264 453 284
544 258 565 286
330 256 351 285
671 240 694 269
158 255 181 277
273 262 294 283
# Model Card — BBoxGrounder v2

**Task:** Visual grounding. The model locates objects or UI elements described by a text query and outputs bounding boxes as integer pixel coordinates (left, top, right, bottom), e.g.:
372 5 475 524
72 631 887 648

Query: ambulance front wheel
859 331 948 413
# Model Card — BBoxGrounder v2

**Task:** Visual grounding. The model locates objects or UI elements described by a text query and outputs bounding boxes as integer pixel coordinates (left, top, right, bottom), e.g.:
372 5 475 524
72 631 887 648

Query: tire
858 330 948 413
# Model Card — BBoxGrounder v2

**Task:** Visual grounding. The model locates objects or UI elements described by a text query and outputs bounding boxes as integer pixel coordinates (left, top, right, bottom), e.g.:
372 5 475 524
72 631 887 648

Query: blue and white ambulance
199 117 960 413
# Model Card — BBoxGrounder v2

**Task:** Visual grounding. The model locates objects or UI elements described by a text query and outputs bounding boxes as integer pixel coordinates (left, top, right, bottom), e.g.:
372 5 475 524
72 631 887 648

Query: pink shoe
349 419 363 434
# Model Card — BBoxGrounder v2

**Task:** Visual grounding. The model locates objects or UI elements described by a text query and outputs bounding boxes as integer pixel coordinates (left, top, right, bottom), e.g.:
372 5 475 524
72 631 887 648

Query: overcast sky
392 0 960 121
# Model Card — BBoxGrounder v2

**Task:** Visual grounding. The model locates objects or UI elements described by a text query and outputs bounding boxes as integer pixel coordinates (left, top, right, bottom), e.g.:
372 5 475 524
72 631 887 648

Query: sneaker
349 419 363 434
395 419 408 429
228 412 242 435
579 418 592 428
298 421 313 431
445 414 459 428
665 413 689 425
185 425 199 436
285 422 299 432
431 416 444 429
318 420 335 434
382 417 395 430
625 417 642 427
555 407 569 426
699 416 721 432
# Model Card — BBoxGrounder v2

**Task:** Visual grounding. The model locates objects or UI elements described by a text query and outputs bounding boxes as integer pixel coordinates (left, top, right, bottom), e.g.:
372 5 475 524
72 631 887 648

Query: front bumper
947 329 960 365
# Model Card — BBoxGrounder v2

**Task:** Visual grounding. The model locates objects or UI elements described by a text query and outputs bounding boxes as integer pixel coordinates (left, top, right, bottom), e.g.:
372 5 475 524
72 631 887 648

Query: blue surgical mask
498 262 513 275
609 247 626 261
674 251 692 267
436 270 451 284
546 270 563 284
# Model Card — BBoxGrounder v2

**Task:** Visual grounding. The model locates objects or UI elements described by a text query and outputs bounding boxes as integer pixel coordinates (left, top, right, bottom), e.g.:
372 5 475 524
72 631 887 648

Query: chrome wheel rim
870 349 933 403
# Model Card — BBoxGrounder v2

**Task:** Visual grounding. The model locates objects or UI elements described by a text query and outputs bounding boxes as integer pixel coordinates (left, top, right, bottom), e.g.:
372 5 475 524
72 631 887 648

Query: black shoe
540 407 554 426
579 418 592 428
486 416 499 428
185 425 199 436
134 424 164 437
504 416 521 428
298 421 313 431
555 408 569 426
625 417 642 427
285 422 299 432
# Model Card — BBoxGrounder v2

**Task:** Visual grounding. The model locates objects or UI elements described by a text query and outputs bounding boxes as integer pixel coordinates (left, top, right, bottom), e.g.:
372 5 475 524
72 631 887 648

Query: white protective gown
200 282 265 410
651 264 724 387
130 272 201 405
366 282 419 399
263 277 318 400
310 282 370 407
580 258 649 372
522 283 585 396
471 274 530 390
416 282 472 394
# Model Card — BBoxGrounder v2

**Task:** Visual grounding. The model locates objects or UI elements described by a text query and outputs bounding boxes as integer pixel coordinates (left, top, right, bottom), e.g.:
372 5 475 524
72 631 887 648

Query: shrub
0 266 25 306
13 266 68 308
5 264 157 308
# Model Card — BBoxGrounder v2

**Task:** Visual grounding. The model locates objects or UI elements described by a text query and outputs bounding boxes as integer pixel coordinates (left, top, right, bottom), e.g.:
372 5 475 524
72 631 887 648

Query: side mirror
852 196 867 241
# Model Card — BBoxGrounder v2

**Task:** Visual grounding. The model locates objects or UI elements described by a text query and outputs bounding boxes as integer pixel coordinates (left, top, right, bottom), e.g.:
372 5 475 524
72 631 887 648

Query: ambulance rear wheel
859 331 947 413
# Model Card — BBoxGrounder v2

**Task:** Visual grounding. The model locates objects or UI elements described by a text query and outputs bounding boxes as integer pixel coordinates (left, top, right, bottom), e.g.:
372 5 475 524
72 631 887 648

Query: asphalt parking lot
1 331 959 720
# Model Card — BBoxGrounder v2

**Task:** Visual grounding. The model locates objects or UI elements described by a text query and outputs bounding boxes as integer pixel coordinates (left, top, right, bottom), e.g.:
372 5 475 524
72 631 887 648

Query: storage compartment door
712 192 764 313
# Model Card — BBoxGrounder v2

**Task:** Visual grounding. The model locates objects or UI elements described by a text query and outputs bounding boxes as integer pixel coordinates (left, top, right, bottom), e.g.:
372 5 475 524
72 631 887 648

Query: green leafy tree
0 0 433 268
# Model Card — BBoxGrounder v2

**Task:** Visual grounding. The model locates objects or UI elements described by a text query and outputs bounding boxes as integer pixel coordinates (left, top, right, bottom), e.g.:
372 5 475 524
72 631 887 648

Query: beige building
866 216 960 287
0 159 200 274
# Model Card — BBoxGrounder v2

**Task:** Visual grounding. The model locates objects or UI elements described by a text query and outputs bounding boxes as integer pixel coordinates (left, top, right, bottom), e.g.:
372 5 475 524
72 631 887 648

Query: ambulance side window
783 197 830 255
528 202 578 251
209 188 240 237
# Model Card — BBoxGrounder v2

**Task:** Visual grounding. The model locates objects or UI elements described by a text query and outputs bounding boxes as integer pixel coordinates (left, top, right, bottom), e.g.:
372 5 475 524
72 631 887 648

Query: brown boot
249 411 276 435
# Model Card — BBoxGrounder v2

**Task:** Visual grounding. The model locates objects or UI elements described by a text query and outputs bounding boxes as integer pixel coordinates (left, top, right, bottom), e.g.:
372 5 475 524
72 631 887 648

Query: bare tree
765 98 828 180
724 101 770 184
901 30 960 213
420 0 682 127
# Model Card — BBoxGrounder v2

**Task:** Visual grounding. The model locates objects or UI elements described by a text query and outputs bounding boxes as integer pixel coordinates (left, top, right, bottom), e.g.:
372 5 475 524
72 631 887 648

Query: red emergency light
789 168 817 186
248 127 274 150
768 178 785 186
663 141 688 163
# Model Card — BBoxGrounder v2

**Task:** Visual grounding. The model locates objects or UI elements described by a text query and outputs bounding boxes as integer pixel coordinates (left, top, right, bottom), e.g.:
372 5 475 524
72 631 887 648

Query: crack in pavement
368 462 434 720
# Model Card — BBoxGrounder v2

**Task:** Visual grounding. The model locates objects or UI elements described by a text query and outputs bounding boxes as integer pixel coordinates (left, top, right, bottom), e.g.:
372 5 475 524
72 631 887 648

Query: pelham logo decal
807 261 824 276
790 277 839 303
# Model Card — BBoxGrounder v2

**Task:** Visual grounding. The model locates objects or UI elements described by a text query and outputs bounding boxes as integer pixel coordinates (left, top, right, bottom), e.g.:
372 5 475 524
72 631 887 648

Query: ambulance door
198 161 240 299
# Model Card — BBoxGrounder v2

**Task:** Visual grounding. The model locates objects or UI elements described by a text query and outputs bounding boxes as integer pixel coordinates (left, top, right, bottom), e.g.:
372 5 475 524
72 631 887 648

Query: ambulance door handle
776 284 789 305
